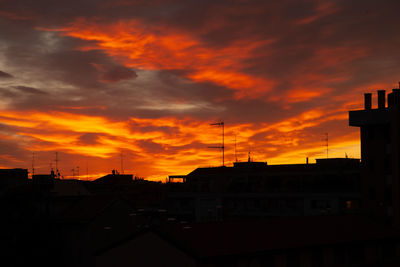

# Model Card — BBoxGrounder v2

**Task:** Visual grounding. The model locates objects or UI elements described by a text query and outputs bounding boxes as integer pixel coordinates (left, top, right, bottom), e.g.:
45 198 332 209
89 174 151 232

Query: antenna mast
32 152 35 177
120 151 124 174
209 121 225 166
55 152 60 178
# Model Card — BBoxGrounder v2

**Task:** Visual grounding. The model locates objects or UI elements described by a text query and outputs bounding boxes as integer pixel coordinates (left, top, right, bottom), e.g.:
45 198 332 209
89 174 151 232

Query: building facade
167 158 361 222
349 86 400 226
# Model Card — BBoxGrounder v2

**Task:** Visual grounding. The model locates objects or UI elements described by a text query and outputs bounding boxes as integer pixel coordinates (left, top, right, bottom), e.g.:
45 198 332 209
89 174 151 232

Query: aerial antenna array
31 152 35 177
55 152 58 174
55 152 62 178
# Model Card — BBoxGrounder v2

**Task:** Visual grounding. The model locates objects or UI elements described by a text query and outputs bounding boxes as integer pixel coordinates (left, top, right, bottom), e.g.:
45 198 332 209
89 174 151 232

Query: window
369 187 376 201
312 249 323 267
311 199 329 209
385 157 392 174
348 245 364 265
385 128 391 143
334 247 346 265
369 159 375 172
260 254 274 267
368 128 375 140
385 186 392 204
383 242 396 260
286 252 300 267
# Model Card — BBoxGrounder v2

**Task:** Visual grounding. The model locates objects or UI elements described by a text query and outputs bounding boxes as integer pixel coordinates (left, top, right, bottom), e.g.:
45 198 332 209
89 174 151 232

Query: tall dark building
167 158 361 222
349 85 400 226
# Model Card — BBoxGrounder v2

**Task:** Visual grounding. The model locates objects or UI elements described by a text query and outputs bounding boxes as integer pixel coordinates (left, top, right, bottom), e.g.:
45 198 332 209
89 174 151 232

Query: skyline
1 0 400 180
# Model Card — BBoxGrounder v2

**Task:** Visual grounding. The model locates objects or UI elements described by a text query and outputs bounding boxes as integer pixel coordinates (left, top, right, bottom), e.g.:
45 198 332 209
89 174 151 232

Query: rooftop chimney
388 88 400 107
364 93 372 110
378 90 386 109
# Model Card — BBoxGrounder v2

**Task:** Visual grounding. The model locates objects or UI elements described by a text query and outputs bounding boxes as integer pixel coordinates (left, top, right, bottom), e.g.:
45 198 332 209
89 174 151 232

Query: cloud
0 70 13 78
93 64 137 83
13 85 48 95
77 133 101 145
2 0 400 179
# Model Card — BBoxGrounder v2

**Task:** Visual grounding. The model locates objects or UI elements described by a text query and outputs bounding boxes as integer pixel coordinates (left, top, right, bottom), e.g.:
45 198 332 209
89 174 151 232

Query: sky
1 0 400 181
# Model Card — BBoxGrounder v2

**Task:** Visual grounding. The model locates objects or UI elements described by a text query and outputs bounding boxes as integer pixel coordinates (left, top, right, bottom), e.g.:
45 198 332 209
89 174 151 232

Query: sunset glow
1 0 400 180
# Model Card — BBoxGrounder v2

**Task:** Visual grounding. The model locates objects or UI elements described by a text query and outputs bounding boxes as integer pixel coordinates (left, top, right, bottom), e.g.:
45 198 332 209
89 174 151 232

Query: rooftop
98 215 400 259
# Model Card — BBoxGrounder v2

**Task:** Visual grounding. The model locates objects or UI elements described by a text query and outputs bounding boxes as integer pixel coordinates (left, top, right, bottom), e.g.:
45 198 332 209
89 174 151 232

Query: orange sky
1 0 400 180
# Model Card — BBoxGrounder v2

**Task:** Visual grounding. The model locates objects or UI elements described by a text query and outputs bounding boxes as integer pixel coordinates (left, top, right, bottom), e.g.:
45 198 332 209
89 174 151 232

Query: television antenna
120 151 124 174
209 121 225 166
55 152 61 178
32 152 35 177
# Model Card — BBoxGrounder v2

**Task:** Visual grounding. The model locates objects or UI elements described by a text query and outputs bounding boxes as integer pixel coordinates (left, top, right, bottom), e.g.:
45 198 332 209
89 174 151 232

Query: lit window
346 201 352 209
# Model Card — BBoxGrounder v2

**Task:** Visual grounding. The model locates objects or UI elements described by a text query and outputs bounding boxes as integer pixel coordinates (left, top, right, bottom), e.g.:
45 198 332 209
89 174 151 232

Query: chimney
378 90 386 109
364 93 372 110
388 88 400 107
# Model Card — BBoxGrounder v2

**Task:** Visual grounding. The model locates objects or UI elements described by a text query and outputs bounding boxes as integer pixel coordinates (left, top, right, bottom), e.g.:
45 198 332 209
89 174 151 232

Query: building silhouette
95 215 400 267
349 86 400 226
0 168 28 193
167 158 360 222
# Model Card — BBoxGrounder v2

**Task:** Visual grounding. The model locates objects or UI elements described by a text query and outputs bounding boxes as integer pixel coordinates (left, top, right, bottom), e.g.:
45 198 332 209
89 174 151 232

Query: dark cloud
0 87 17 98
0 1 398 120
77 133 100 145
40 49 121 89
0 70 13 78
98 65 137 83
0 138 31 168
135 140 166 154
13 85 48 95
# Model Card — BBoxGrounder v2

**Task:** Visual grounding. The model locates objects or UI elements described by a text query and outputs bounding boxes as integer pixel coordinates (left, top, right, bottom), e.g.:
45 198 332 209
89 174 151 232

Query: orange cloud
296 2 339 25
41 19 276 98
0 110 230 179
0 106 360 181
4 10 383 180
